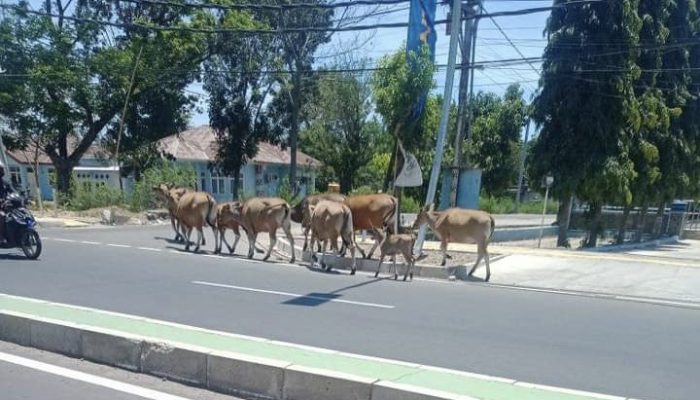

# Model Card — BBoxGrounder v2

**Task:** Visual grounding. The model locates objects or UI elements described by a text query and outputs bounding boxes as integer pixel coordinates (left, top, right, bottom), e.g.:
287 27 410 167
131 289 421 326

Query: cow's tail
342 207 354 248
384 196 399 233
205 195 217 228
488 215 495 241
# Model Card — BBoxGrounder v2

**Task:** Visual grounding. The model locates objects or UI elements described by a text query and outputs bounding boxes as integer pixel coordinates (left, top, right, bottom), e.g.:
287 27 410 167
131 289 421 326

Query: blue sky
190 0 550 126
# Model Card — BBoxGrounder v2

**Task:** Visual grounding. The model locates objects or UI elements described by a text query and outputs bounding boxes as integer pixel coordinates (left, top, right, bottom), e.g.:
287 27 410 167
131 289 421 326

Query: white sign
395 144 423 187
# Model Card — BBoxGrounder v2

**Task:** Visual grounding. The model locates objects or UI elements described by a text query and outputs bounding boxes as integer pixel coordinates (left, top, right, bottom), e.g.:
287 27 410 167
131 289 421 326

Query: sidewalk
0 293 630 400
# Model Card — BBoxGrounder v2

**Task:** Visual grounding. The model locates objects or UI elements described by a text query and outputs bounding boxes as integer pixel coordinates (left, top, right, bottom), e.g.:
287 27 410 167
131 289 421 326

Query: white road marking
136 247 161 252
0 351 194 400
192 280 395 309
52 238 75 243
107 244 131 248
80 241 102 245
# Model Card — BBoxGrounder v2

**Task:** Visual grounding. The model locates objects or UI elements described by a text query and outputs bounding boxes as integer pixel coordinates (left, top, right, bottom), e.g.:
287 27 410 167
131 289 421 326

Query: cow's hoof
290 257 295 264
440 261 446 267
394 274 398 280
262 255 270 261
350 269 356 275
374 272 379 278
403 276 408 282
485 275 491 282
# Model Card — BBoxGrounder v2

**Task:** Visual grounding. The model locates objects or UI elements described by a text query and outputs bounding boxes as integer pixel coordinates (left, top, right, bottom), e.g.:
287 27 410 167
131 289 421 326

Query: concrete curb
585 235 680 253
0 310 466 400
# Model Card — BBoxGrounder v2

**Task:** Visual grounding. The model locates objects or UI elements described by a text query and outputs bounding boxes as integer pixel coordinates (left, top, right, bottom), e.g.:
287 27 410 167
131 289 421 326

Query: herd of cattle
152 184 496 281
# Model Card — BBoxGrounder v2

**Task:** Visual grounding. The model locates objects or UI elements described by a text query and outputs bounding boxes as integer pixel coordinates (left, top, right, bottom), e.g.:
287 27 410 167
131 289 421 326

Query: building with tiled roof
158 126 321 201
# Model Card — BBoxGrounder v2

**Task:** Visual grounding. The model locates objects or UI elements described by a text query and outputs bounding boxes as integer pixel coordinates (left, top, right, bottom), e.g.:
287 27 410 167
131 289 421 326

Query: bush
479 195 559 214
277 177 296 204
400 195 421 213
66 180 124 211
129 161 197 211
350 185 376 196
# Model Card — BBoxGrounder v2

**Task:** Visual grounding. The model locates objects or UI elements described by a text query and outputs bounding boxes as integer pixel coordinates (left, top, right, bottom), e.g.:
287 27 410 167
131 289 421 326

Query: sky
189 0 551 126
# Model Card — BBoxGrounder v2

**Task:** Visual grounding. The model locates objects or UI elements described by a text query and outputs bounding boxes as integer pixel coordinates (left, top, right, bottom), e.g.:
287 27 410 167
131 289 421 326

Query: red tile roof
158 126 322 168
6 137 107 166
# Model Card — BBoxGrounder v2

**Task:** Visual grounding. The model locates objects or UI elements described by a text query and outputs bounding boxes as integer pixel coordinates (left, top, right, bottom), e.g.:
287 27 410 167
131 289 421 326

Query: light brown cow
413 204 495 281
343 194 398 259
291 193 347 252
374 232 418 281
173 191 218 252
152 184 191 242
308 200 357 274
229 197 295 263
215 202 242 254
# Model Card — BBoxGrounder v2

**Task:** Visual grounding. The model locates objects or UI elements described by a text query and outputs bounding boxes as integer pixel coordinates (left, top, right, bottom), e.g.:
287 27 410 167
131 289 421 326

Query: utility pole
450 1 481 207
415 0 462 254
515 118 531 211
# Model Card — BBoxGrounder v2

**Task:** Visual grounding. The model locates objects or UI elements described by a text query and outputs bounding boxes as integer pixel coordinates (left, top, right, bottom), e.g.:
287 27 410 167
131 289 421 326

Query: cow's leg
320 240 328 270
247 232 257 259
392 255 398 280
263 230 276 261
366 229 382 259
302 226 310 252
170 215 181 242
349 242 357 275
374 254 385 278
228 229 240 254
469 241 486 278
184 226 193 252
283 221 295 263
215 228 223 254
194 227 203 253
403 252 414 281
440 239 449 266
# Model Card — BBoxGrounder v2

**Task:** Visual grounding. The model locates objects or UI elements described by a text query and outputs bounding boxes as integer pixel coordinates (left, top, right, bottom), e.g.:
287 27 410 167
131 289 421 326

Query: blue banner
406 0 437 122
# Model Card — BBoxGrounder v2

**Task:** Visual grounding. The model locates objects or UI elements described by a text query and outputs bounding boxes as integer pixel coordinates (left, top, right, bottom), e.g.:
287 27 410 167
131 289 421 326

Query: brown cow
343 194 398 259
291 193 347 252
413 204 495 281
152 184 191 242
374 232 418 281
173 191 218 252
308 200 357 274
229 197 296 263
215 202 242 254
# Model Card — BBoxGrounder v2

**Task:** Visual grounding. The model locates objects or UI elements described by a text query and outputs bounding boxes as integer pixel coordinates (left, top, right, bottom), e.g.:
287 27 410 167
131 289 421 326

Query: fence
686 203 700 231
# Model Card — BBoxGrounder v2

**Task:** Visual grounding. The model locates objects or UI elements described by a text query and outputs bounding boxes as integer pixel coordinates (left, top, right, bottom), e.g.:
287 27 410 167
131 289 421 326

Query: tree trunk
232 168 240 200
654 202 666 238
339 174 352 195
55 162 75 202
584 202 602 248
636 204 648 242
382 138 398 193
288 68 302 197
616 205 631 245
556 195 573 248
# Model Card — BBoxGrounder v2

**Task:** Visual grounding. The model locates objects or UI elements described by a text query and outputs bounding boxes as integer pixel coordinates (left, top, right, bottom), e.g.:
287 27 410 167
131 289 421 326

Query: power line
482 5 540 75
114 0 411 11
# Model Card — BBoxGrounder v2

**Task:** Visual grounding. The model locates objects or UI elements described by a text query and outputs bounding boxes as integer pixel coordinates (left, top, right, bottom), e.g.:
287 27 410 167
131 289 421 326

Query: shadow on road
0 253 32 261
282 277 385 308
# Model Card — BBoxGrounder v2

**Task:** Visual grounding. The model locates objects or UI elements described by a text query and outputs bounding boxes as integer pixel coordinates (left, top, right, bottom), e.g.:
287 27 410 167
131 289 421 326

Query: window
211 176 225 194
9 166 22 188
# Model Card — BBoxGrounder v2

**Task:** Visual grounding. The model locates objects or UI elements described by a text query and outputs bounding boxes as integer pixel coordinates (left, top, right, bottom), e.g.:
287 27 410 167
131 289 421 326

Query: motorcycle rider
0 163 16 244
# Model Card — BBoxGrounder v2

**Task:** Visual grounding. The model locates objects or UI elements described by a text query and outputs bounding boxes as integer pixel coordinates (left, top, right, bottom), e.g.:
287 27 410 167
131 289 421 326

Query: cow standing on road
343 194 398 259
171 191 218 253
291 193 347 252
413 204 495 281
229 197 296 263
152 184 191 243
215 202 243 254
308 200 357 274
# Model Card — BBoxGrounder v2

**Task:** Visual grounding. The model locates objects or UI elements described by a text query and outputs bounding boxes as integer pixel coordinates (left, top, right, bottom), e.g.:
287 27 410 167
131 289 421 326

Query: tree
0 0 223 197
204 8 278 200
371 46 435 192
531 0 642 247
467 84 527 196
300 63 375 193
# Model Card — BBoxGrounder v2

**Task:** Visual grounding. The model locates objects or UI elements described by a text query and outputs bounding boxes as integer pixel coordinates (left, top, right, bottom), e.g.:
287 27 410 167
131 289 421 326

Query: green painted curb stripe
0 294 621 400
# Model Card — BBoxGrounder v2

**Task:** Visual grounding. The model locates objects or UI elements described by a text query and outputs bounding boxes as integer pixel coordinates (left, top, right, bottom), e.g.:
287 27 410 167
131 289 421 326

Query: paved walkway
0 293 633 400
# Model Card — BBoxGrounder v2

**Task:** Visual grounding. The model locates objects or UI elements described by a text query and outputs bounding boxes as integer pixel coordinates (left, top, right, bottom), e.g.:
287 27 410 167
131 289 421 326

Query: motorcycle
0 192 42 259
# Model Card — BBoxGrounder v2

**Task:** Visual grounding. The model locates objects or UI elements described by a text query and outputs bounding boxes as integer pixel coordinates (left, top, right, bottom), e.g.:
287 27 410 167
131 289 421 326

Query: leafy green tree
0 0 223 197
371 46 435 192
531 0 642 247
300 66 375 193
467 84 527 196
204 9 278 200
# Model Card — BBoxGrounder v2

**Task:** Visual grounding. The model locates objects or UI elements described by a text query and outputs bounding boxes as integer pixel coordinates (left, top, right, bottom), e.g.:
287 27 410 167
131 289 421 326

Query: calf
229 197 296 263
308 200 357 274
374 232 417 281
413 204 495 281
215 202 242 254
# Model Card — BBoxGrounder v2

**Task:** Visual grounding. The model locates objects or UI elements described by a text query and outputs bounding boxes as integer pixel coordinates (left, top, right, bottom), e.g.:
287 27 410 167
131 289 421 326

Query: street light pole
538 174 554 248
415 0 462 254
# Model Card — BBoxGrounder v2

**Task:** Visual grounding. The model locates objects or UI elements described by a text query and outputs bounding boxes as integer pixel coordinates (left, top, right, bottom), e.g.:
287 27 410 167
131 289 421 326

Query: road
1 224 699 400
0 341 237 400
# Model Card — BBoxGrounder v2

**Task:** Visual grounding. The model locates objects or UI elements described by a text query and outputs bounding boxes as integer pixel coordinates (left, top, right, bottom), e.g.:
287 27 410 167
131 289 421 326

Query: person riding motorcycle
0 164 17 245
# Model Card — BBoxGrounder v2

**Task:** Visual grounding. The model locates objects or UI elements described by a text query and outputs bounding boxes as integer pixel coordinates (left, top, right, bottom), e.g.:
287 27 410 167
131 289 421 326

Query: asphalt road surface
0 341 238 400
0 224 699 400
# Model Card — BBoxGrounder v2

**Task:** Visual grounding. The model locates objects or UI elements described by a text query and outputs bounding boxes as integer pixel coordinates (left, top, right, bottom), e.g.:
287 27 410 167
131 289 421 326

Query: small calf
374 232 417 281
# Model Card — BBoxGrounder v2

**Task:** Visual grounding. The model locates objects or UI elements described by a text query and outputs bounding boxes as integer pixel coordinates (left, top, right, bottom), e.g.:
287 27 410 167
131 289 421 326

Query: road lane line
51 238 76 243
136 247 161 252
192 280 395 309
80 241 102 245
0 352 194 400
107 243 131 248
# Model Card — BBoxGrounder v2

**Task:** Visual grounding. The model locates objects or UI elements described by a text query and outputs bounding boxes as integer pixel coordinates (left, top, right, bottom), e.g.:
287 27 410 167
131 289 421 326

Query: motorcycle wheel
20 229 42 260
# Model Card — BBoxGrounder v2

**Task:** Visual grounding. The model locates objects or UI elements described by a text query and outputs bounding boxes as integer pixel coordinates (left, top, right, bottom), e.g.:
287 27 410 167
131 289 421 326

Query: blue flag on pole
406 0 437 122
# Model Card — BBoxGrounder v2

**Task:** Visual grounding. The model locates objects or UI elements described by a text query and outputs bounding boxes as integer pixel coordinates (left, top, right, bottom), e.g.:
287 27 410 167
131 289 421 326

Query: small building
5 142 121 201
157 126 322 202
